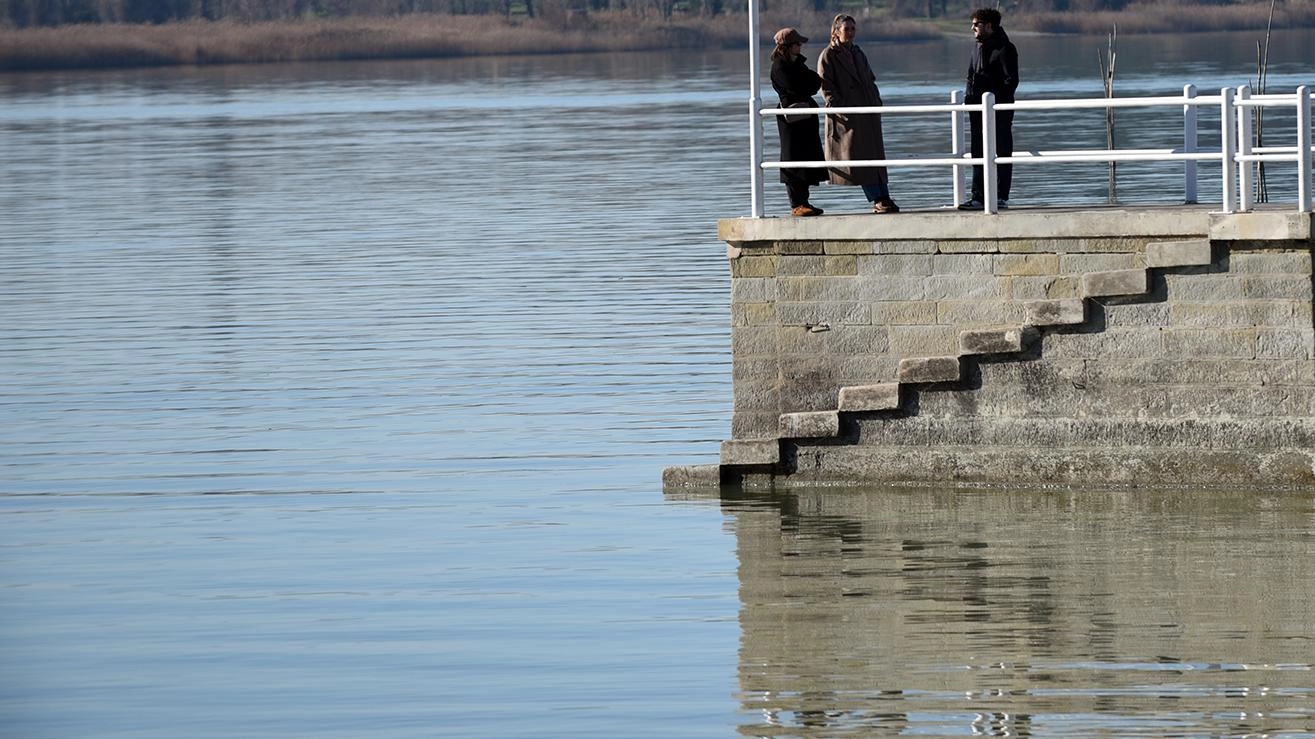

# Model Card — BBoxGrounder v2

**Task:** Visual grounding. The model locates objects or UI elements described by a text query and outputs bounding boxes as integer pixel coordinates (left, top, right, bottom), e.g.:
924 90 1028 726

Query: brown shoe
791 205 821 217
872 197 900 214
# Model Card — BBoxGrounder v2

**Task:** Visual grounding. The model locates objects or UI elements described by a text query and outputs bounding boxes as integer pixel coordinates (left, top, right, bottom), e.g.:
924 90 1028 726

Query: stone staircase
711 238 1217 480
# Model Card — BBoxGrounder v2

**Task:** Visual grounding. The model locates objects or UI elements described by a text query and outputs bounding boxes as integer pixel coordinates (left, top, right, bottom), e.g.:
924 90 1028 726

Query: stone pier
663 207 1315 489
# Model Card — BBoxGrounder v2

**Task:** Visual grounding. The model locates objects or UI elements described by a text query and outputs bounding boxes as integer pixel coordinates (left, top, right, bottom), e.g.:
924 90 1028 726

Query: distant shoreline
2 4 1312 73
0 14 936 72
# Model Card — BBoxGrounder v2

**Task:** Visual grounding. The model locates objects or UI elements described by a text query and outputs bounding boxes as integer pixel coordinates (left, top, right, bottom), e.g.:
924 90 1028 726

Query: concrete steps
714 238 1216 476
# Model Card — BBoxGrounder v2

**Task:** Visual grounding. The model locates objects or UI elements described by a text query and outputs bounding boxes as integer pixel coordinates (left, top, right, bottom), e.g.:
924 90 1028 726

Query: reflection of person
816 13 899 214
770 27 826 218
960 7 1019 210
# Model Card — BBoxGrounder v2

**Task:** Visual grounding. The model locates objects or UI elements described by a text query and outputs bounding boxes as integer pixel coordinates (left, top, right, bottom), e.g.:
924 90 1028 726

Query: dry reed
1017 1 1315 35
0 12 938 71
3 2 1307 72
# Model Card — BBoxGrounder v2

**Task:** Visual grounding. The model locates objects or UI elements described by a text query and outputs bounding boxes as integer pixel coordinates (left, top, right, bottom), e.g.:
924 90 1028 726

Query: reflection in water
721 486 1315 736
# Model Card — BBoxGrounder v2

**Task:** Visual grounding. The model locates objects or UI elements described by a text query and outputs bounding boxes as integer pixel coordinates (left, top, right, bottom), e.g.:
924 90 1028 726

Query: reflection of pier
663 207 1315 488
716 486 1315 736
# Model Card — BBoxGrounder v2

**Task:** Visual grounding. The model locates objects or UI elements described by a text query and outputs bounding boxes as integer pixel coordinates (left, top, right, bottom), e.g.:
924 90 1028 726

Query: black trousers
785 180 811 208
968 109 1014 201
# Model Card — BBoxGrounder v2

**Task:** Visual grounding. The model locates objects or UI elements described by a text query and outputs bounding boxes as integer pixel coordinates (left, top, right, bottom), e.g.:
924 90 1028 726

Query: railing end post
950 89 966 207
981 92 997 212
1296 84 1312 214
1220 86 1238 214
1183 84 1198 205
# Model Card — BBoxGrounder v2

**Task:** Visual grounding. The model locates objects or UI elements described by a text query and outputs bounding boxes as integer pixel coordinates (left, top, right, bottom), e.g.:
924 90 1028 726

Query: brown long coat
816 42 888 187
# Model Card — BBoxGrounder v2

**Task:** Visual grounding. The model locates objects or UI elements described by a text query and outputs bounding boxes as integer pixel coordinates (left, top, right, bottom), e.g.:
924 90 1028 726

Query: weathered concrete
720 439 780 467
959 326 1027 355
1082 268 1149 298
719 207 1218 243
662 207 1315 490
779 410 840 439
1146 239 1213 268
1025 298 1086 326
837 383 901 412
898 356 962 383
661 463 722 488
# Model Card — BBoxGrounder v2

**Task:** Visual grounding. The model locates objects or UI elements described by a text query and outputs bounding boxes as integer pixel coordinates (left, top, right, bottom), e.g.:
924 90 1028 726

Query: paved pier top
719 206 1315 244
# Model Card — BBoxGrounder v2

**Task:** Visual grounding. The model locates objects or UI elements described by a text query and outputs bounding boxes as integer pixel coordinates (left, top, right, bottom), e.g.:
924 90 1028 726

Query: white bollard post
982 93 998 214
1237 85 1254 212
1297 85 1312 214
747 0 764 218
951 90 966 208
1183 84 1198 204
1220 87 1237 214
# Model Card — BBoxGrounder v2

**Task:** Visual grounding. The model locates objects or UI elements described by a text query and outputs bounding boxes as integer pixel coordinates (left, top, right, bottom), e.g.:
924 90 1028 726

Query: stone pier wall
664 208 1315 488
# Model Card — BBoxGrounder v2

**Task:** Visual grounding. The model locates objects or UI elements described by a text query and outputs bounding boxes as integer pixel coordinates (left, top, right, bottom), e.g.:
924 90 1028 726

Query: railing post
1237 85 1254 212
1298 85 1312 214
747 0 764 218
1183 84 1198 204
1220 87 1237 214
950 90 966 207
982 92 998 214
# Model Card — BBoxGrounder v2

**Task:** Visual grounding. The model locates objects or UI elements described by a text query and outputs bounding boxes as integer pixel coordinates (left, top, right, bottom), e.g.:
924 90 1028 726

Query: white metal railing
750 84 1314 217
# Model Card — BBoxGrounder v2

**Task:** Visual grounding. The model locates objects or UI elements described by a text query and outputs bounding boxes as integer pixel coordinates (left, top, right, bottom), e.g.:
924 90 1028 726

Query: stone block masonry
666 208 1315 489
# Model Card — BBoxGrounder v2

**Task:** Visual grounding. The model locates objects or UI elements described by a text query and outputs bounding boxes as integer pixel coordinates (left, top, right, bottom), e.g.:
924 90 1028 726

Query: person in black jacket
959 7 1019 210
770 27 826 217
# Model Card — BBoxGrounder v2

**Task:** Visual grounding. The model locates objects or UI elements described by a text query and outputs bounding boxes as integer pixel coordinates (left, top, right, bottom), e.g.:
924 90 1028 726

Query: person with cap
816 13 900 214
769 27 826 217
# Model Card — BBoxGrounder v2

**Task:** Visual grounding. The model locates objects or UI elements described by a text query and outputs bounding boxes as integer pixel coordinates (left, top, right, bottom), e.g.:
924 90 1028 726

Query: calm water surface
2 32 1314 737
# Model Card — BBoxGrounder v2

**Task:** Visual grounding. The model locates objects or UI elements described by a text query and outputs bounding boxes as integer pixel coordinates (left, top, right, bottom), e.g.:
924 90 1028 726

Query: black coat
770 53 826 186
965 28 1019 104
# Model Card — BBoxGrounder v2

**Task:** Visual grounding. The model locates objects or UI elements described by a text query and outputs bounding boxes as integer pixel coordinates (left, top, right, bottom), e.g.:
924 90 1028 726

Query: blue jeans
862 183 889 202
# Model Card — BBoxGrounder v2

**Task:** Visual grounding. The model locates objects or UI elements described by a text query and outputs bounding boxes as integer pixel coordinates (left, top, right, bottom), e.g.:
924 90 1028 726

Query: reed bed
2 3 1307 72
1017 1 1315 34
0 12 935 71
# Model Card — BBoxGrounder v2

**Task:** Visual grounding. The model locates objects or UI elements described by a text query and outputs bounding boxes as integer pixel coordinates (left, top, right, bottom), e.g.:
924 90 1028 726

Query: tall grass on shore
1018 1 1315 35
0 16 719 70
4 3 1307 73
0 12 939 71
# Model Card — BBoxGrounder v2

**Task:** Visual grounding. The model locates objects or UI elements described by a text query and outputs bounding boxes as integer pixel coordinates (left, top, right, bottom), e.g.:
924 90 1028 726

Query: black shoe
873 198 900 214
957 198 984 211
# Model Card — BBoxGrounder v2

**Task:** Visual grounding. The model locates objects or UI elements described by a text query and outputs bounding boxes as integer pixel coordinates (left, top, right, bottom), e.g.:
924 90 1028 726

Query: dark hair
971 7 1002 26
770 43 791 62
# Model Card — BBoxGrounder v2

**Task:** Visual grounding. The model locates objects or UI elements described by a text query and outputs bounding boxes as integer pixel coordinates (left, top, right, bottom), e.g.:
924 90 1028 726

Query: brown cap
773 27 808 45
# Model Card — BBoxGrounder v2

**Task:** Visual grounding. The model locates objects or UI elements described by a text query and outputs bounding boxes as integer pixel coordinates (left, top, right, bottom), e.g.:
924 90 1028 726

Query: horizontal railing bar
763 149 1227 169
1252 145 1313 154
1023 147 1220 156
762 103 974 116
1243 91 1315 98
1002 152 1223 163
1007 96 1223 111
762 95 1229 119
761 158 981 169
1237 153 1304 163
1237 97 1315 108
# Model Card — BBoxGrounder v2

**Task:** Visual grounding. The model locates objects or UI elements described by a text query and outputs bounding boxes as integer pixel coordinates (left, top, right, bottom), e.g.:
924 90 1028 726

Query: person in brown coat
770 27 826 217
816 13 900 214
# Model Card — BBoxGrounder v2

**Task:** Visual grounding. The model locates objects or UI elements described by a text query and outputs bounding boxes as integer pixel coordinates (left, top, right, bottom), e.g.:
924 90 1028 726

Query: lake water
2 29 1314 737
